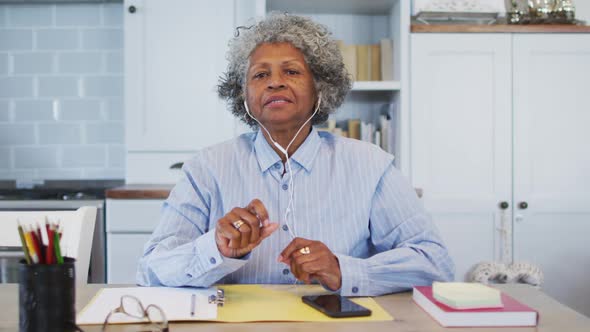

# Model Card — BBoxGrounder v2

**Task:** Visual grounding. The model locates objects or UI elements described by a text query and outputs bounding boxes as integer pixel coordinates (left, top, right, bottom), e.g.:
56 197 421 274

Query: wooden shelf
352 80 401 91
411 24 590 33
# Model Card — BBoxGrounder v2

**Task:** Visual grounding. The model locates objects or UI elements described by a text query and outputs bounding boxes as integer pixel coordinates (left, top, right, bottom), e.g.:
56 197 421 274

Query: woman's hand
215 199 279 258
279 238 342 291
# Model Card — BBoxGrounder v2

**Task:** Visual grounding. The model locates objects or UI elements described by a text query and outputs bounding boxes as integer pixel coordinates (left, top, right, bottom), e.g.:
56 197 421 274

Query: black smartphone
302 294 372 318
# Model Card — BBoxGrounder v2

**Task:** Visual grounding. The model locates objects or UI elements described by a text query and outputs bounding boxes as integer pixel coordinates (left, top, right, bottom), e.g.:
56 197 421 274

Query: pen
54 230 64 265
190 294 196 317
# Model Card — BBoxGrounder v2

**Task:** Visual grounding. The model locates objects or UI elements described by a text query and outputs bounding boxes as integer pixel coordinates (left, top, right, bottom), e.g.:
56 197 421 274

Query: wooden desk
1 284 589 331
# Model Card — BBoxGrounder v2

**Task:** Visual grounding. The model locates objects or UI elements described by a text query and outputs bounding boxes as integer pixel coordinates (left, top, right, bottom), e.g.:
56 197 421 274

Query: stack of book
319 115 394 154
413 282 538 327
336 39 394 81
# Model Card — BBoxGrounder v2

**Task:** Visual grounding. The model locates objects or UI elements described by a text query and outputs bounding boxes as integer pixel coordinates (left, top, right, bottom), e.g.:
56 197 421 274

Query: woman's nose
267 72 286 90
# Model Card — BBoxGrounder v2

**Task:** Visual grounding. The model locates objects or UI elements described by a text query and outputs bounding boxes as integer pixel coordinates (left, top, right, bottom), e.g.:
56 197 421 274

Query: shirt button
282 268 290 275
274 163 281 169
210 257 216 264
352 287 359 294
282 184 288 190
282 224 289 231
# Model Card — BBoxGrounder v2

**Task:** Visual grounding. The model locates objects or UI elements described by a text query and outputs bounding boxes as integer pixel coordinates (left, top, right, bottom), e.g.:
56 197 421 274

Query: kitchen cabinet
411 33 590 316
106 199 163 283
124 0 237 182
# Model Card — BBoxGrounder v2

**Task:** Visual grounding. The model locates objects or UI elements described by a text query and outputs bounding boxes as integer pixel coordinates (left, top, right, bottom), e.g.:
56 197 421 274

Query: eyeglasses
102 295 169 332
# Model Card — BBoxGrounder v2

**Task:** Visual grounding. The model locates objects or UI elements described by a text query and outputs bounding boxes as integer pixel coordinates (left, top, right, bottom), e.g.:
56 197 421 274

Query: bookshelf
237 0 411 173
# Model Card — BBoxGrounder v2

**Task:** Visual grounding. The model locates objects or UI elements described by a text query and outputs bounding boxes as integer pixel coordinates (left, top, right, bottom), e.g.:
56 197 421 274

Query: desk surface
1 284 589 332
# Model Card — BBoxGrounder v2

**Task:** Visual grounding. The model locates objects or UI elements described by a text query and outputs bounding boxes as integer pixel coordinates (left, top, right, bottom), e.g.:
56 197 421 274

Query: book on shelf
380 39 394 81
356 44 370 81
348 119 361 140
336 40 357 81
413 286 538 327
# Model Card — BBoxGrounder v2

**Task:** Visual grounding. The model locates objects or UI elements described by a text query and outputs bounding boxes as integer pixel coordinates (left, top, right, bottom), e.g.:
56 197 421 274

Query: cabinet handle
519 201 528 209
128 5 137 14
499 201 509 210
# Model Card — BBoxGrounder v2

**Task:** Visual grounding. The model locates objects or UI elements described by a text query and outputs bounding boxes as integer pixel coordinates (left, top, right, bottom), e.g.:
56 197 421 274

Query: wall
0 3 124 182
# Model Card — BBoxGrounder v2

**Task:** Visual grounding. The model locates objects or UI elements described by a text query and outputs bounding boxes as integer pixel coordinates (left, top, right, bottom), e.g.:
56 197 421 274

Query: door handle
518 201 528 210
499 201 509 210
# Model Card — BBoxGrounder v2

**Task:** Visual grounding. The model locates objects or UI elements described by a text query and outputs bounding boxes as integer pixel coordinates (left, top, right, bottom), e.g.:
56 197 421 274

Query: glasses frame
102 295 169 332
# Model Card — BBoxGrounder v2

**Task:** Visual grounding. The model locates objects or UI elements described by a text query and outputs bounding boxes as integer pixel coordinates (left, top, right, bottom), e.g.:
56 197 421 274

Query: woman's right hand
215 199 279 258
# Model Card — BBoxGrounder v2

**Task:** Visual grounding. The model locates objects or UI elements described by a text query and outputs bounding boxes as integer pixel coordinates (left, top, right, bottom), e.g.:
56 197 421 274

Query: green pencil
54 231 64 265
17 221 32 264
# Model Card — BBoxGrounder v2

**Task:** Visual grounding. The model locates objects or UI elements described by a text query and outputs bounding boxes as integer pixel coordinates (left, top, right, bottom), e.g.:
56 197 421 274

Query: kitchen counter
411 24 590 33
105 184 174 199
106 185 424 199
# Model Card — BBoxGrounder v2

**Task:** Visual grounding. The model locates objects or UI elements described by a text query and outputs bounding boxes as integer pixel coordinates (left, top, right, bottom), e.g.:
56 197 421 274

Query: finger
279 237 311 263
290 259 311 283
247 199 270 225
259 222 279 242
220 212 242 249
231 207 260 244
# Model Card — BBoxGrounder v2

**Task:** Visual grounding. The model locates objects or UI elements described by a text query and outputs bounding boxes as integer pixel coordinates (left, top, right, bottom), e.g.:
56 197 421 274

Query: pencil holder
18 257 77 332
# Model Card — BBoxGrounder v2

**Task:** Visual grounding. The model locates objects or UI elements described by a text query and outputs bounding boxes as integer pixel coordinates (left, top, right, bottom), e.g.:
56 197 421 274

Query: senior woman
137 13 454 296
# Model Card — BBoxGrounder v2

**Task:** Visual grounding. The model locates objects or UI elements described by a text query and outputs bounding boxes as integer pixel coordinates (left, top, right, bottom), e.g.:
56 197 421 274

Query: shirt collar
253 127 322 173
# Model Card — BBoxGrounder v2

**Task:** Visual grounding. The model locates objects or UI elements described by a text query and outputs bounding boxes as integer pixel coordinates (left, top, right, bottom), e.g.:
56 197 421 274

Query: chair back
0 206 97 284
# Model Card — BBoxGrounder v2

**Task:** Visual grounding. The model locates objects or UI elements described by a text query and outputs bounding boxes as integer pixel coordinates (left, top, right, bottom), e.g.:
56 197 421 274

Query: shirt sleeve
136 160 248 287
335 162 455 296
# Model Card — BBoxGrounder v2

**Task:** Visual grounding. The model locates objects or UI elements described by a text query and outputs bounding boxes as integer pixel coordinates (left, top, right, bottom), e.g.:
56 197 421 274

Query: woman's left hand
279 238 342 291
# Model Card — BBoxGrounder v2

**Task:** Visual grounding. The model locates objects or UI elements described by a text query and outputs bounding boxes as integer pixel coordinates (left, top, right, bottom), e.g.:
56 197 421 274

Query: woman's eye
286 69 299 75
253 72 267 79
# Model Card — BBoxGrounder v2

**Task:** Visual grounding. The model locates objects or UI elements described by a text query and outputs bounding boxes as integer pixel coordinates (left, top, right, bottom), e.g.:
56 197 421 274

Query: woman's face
245 42 317 131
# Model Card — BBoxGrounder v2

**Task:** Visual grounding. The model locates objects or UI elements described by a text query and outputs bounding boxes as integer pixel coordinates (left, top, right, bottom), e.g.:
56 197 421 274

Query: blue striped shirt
137 128 454 296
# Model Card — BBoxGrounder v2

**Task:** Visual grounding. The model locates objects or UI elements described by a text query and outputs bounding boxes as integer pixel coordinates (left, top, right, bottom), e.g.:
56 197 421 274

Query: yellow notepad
432 282 503 310
217 284 393 322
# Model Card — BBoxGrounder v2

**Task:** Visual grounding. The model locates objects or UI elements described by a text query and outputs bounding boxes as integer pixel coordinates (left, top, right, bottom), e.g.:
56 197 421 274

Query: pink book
413 286 539 327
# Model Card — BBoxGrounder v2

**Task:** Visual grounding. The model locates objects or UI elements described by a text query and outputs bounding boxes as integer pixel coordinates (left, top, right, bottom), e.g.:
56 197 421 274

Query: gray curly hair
217 13 352 128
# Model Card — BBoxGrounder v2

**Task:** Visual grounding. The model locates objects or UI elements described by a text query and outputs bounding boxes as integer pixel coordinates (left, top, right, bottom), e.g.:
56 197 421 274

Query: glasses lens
146 305 167 326
121 296 145 318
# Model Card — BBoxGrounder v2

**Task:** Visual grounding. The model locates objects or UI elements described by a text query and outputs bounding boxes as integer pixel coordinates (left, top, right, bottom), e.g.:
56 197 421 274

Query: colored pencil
17 221 32 265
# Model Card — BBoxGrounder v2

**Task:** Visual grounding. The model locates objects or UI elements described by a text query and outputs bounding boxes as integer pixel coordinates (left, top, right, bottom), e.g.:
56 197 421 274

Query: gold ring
232 220 245 230
299 246 311 255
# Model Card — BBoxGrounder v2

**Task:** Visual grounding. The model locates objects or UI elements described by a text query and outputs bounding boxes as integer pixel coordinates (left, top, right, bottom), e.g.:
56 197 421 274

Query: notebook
413 286 538 327
432 282 503 309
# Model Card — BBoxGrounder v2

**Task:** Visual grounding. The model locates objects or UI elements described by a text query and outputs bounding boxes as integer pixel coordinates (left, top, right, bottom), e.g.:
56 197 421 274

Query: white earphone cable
243 94 321 239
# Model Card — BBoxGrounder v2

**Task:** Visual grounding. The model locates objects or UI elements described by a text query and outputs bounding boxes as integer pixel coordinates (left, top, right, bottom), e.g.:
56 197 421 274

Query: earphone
243 93 322 239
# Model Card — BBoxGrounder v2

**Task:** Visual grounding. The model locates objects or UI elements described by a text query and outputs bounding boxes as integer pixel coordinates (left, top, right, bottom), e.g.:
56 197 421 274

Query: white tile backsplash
38 123 82 144
0 53 7 74
62 145 106 167
58 52 103 73
86 122 124 144
0 3 124 180
14 146 59 168
81 29 122 50
36 29 80 50
13 52 55 74
7 5 53 27
55 4 101 27
0 29 33 51
14 100 54 121
59 99 102 121
38 76 80 97
0 77 34 97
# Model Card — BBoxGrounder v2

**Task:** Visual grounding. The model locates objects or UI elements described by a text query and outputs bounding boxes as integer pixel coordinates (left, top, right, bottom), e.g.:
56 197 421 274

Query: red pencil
29 226 44 264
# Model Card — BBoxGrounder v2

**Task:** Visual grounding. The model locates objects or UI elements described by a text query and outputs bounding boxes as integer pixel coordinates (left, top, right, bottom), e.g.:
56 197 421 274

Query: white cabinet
124 0 238 183
411 34 513 281
106 199 163 283
411 33 590 316
124 0 236 152
512 34 590 316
